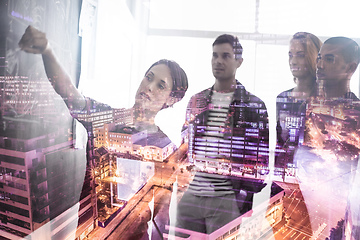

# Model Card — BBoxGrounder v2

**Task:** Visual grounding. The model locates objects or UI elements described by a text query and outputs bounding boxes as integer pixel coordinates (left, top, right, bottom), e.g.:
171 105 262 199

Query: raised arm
18 25 86 111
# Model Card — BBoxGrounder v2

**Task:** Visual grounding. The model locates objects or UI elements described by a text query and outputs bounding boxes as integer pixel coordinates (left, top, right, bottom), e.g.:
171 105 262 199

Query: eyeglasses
316 54 336 64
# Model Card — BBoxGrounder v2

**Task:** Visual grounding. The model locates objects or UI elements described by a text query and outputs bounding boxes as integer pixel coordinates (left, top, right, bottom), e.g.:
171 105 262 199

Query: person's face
288 40 312 80
135 64 173 113
316 43 351 85
212 43 242 82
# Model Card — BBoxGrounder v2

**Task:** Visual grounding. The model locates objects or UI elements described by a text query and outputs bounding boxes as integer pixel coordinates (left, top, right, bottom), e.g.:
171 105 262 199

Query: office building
0 115 95 240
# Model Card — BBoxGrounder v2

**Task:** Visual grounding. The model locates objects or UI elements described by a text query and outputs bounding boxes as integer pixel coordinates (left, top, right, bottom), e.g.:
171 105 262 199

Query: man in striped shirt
176 34 269 234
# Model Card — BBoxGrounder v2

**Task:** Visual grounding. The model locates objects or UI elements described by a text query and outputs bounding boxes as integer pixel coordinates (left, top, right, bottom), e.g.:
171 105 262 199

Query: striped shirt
189 91 235 197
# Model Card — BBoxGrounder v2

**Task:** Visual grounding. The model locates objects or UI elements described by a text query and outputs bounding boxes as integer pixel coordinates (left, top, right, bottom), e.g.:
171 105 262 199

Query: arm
19 25 86 111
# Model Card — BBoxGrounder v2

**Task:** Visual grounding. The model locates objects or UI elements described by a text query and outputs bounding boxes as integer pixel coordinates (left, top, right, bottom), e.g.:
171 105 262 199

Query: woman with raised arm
19 25 188 239
19 26 188 136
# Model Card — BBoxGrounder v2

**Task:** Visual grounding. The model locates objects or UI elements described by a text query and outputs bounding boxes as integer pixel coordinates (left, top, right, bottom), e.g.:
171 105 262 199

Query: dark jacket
184 80 269 169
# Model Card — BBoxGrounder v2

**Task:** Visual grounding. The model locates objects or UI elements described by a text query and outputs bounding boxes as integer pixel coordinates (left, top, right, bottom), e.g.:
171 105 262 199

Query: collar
203 80 245 102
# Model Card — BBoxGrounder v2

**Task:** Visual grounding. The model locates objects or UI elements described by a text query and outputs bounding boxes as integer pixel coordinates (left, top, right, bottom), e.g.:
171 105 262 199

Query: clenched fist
18 25 49 54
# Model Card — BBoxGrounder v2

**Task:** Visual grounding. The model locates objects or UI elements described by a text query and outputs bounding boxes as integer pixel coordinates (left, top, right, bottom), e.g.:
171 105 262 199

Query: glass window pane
149 0 256 32
259 0 360 38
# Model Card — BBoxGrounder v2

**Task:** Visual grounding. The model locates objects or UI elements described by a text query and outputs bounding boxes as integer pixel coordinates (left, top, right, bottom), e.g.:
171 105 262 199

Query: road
262 182 313 240
87 145 342 240
87 143 192 240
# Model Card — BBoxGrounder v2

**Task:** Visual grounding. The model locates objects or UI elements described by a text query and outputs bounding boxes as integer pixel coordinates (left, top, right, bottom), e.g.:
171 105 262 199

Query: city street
87 144 192 240
263 182 313 240
262 180 346 240
86 144 346 240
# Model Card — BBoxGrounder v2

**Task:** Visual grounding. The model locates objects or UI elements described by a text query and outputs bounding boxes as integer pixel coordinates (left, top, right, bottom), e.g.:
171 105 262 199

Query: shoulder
189 87 211 101
277 88 295 98
186 87 211 107
133 126 173 147
148 128 173 146
153 127 169 139
234 81 267 107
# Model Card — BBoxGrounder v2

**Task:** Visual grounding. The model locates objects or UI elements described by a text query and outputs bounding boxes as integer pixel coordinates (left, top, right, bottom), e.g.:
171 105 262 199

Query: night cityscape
1 1 360 240
2 76 358 239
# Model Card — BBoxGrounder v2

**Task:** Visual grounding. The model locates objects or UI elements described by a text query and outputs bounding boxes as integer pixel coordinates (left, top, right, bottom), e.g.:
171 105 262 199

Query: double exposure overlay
1 1 360 240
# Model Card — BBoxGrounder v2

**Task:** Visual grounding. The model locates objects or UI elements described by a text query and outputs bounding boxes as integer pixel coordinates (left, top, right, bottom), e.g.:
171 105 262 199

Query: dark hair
290 32 323 80
213 34 243 59
324 37 360 65
145 59 188 107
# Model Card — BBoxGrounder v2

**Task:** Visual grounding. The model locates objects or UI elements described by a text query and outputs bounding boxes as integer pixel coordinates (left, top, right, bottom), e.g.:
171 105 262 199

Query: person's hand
18 25 49 54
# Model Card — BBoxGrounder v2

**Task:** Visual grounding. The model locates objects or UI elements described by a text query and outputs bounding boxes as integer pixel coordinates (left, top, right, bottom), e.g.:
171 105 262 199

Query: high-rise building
113 108 133 126
72 104 113 130
0 115 95 240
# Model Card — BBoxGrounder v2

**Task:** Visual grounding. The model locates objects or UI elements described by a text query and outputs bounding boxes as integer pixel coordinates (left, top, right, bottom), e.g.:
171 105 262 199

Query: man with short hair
176 34 269 234
297 37 360 239
316 36 360 98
